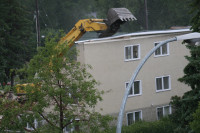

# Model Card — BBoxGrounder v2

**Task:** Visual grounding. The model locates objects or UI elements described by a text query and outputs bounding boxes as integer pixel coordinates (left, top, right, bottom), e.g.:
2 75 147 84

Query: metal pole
35 14 38 50
116 37 177 133
35 0 40 48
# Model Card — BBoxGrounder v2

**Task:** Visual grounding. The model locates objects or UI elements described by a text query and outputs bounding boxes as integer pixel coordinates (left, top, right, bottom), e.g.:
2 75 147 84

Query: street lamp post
116 32 200 133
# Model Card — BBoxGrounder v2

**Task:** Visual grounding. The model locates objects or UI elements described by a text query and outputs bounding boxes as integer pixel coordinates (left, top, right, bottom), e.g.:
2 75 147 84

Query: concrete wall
76 30 191 124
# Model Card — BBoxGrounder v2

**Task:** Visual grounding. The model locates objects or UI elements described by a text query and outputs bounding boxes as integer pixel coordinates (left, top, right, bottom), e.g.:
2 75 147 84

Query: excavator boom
59 8 136 47
59 19 107 47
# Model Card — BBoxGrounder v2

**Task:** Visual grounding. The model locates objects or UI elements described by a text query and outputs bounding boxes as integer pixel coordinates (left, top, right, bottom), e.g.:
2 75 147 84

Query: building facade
76 29 191 125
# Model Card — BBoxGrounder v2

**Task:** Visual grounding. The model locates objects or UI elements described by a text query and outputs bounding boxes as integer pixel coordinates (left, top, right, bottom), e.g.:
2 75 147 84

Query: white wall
76 31 191 120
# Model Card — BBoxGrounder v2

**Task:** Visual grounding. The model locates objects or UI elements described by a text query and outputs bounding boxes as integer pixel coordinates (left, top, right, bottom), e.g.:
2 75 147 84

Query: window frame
125 80 142 97
26 119 38 131
25 115 45 131
63 126 74 133
155 75 171 92
156 105 172 120
124 44 140 61
63 118 80 133
126 110 142 125
154 42 169 57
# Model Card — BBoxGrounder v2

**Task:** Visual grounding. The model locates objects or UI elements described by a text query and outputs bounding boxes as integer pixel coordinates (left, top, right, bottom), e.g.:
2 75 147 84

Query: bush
190 102 200 133
107 118 177 133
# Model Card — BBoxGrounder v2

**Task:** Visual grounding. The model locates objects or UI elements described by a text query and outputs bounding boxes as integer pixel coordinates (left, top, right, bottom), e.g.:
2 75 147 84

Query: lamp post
116 32 200 133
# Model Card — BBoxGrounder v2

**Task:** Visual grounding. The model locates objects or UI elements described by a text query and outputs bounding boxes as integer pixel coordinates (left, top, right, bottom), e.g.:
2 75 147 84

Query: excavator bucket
99 8 136 38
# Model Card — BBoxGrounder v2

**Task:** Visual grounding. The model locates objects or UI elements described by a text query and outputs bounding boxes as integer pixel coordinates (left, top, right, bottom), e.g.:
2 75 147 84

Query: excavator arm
59 19 107 47
59 8 136 48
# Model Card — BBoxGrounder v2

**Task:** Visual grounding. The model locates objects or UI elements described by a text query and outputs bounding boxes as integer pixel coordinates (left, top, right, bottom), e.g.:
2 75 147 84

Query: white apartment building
76 29 191 125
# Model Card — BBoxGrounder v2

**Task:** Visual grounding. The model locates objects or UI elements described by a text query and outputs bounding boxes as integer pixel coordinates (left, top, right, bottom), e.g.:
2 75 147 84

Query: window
157 105 172 120
63 118 80 133
125 44 140 61
127 110 142 125
25 116 45 131
125 80 142 97
155 76 171 92
154 42 169 57
63 126 74 133
26 119 38 131
37 120 45 129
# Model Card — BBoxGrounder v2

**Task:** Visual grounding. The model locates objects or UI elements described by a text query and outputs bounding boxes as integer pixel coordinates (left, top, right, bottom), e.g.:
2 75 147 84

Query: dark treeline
36 0 193 32
15 0 192 33
94 0 193 32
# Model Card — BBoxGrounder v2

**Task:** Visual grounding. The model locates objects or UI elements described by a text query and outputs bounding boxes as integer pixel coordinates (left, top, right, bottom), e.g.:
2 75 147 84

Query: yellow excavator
59 8 136 47
16 8 136 95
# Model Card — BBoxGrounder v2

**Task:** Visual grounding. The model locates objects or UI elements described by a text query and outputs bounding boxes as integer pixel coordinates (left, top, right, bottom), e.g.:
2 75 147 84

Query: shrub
107 117 177 133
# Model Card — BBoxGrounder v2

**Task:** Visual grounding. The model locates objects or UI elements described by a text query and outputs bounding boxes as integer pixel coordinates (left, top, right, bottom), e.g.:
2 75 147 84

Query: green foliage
33 0 96 31
0 99 25 132
169 0 200 132
94 0 193 32
179 44 200 90
107 118 177 133
0 85 11 92
146 0 192 30
0 0 36 85
170 96 195 132
170 44 200 132
0 31 112 132
190 0 200 32
190 102 200 133
24 0 194 34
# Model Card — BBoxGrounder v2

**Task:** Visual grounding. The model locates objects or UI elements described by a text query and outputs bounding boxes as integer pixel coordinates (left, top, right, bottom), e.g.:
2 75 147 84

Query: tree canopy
170 43 200 132
94 0 193 32
0 31 112 133
190 103 200 132
0 0 36 86
190 0 200 32
24 0 194 33
169 0 200 132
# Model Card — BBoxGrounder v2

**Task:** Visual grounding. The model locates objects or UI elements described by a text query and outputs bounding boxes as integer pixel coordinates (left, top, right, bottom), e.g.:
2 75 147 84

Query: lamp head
184 38 200 46
175 32 200 46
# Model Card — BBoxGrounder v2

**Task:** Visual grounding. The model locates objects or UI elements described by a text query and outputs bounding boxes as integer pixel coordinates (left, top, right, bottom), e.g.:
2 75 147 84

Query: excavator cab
99 8 137 38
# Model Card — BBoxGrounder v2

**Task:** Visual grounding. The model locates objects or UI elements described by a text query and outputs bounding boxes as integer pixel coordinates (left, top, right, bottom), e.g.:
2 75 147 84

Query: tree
93 0 194 32
0 31 112 133
21 0 194 36
31 0 96 31
0 0 36 87
190 102 200 133
170 41 200 132
146 0 193 30
169 0 200 132
190 0 200 32
189 2 200 132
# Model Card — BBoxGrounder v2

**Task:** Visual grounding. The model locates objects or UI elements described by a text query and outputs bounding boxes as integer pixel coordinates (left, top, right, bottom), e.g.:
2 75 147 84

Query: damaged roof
76 28 191 44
